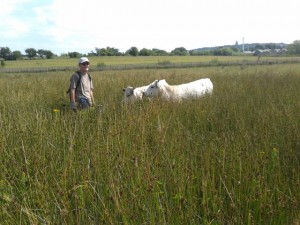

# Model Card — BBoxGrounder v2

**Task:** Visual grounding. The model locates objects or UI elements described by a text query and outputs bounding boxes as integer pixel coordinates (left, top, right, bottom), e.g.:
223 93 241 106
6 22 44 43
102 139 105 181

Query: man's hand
70 102 77 110
91 99 96 107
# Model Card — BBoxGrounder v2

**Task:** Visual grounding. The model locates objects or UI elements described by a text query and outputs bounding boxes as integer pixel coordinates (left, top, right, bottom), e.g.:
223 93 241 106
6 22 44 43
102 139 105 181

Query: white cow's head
123 86 135 102
123 86 134 97
143 79 166 97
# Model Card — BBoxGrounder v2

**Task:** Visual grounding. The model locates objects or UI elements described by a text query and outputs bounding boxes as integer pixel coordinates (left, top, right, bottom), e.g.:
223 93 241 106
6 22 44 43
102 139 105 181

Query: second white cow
143 78 213 101
123 85 149 103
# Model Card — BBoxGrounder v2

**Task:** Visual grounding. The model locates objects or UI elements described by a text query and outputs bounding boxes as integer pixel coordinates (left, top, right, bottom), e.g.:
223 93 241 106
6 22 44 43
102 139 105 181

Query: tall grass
1 64 300 224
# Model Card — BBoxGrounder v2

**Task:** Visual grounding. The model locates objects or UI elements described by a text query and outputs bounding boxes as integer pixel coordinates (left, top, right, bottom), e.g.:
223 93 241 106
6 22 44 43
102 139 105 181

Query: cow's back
177 78 213 98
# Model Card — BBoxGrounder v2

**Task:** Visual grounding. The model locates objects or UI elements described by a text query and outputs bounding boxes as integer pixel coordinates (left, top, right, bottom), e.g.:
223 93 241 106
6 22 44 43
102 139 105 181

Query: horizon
2 41 291 56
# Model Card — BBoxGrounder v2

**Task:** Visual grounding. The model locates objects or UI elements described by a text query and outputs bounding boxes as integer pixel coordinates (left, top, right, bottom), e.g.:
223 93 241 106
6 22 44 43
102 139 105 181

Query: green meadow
2 56 240 68
0 61 300 224
2 55 297 68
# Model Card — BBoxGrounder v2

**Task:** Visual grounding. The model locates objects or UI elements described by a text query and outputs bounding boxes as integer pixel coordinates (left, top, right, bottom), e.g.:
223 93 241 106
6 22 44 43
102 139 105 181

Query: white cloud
0 0 32 14
1 0 300 54
0 0 34 38
1 19 30 38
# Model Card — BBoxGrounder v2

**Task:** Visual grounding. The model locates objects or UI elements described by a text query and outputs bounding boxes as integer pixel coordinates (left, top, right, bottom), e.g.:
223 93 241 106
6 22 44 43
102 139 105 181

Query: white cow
123 85 149 103
143 78 213 101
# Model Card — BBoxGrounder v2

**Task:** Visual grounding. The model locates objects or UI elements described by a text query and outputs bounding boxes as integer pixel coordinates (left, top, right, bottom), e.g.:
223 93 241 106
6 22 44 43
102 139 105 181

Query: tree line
0 47 55 60
1 40 300 61
64 47 192 58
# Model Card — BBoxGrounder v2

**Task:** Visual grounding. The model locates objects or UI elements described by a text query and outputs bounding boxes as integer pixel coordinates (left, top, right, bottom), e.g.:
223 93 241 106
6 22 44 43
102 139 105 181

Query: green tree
45 50 54 59
126 47 139 56
189 50 211 56
139 48 153 56
230 46 240 52
25 48 37 58
287 40 300 55
213 47 233 56
95 47 122 56
1 60 5 67
106 47 121 56
37 49 54 59
12 51 22 60
152 48 169 56
95 48 107 56
68 52 81 58
171 47 188 56
255 44 264 50
0 47 11 60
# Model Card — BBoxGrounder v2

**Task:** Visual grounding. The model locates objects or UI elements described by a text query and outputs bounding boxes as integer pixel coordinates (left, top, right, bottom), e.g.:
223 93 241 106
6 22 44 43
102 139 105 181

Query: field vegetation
2 55 299 69
0 62 300 224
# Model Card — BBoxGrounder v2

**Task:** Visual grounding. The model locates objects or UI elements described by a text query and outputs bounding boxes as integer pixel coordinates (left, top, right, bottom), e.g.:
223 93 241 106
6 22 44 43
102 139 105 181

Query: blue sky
1 0 299 55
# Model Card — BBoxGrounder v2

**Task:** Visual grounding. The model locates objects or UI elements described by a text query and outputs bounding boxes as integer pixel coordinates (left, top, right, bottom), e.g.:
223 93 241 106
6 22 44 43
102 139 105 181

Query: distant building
253 49 287 56
243 51 254 55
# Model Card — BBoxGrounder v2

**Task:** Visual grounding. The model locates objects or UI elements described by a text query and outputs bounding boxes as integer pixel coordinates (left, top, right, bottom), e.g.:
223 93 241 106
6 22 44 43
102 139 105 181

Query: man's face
79 61 89 72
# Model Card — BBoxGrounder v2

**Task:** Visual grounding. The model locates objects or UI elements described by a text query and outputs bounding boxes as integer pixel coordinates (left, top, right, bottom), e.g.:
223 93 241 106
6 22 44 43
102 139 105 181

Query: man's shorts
78 96 90 109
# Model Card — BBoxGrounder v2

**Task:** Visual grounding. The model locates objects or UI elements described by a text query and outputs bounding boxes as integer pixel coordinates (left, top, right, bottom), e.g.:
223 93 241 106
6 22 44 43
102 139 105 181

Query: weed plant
0 64 300 224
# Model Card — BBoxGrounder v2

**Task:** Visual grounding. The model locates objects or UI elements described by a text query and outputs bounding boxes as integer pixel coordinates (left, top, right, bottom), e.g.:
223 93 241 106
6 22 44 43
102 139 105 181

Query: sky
1 0 299 55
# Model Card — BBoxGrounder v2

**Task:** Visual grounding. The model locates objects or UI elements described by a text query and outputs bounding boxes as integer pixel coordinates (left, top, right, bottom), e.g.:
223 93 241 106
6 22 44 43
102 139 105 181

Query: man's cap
78 57 89 64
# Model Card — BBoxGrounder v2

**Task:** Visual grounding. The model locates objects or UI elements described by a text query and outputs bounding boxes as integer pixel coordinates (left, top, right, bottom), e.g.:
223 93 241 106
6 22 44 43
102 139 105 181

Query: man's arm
70 89 76 109
90 90 96 106
70 89 76 102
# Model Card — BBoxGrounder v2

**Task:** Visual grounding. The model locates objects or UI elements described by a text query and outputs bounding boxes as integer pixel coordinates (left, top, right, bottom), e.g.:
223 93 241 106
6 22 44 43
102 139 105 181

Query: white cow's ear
155 80 160 87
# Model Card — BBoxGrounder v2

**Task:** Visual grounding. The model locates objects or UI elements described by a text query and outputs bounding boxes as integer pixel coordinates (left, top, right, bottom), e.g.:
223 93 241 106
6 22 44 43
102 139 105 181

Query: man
69 57 95 110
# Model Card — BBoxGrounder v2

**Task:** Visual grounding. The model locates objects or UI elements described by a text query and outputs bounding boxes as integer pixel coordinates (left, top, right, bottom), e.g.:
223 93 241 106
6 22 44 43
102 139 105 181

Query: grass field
1 63 300 224
2 55 299 69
